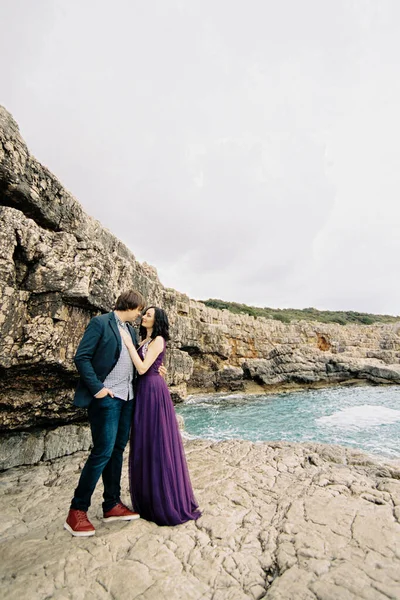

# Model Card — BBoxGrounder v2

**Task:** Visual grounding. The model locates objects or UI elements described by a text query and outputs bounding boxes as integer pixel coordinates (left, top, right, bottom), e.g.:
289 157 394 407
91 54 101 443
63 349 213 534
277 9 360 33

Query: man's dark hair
114 290 145 311
140 306 170 341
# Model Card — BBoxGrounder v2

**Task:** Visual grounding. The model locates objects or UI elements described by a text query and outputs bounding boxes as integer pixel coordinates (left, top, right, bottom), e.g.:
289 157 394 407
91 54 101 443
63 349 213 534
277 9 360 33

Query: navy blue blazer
73 312 138 408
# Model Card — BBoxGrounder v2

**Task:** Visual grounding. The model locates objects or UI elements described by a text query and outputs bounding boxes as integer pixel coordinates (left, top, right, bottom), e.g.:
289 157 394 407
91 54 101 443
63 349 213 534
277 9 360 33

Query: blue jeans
71 396 134 512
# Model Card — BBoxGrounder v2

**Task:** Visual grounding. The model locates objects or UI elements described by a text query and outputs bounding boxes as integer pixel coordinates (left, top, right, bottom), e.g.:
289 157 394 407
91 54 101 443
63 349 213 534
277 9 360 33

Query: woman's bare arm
119 328 164 375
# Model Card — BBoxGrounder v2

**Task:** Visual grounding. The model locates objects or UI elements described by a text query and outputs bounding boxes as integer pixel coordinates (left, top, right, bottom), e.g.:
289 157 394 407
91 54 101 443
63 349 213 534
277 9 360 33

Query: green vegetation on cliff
202 299 400 325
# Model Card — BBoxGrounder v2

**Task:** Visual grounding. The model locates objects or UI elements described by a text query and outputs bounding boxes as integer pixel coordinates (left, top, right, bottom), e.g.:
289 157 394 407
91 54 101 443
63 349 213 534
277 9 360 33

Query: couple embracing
64 290 201 536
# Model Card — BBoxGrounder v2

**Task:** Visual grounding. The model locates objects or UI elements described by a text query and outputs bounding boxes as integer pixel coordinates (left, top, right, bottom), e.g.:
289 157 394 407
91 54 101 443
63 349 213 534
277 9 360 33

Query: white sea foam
184 392 245 406
316 405 400 430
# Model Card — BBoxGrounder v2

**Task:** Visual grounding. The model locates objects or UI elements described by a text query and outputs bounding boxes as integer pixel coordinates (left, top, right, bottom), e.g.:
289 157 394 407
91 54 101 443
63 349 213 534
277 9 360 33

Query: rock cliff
1 105 400 467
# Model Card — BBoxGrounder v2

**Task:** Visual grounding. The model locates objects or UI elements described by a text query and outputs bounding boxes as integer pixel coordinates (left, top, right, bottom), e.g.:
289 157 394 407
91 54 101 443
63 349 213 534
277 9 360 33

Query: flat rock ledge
1 440 400 600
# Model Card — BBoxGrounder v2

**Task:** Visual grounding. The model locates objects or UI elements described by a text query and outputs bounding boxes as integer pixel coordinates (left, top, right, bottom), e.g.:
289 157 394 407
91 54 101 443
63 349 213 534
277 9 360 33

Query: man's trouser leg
70 396 123 511
102 398 134 512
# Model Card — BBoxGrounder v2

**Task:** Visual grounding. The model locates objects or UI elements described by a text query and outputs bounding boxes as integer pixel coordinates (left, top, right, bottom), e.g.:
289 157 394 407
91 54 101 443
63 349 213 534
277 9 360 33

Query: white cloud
1 0 399 314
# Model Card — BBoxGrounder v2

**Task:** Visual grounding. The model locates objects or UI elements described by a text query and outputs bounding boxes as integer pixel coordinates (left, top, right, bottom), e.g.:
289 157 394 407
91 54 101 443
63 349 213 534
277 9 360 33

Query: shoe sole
64 522 96 537
103 515 141 522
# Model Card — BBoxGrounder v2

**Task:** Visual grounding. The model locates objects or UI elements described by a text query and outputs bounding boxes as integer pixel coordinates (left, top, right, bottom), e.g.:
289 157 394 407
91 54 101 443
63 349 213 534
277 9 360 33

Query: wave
316 404 400 430
183 393 250 406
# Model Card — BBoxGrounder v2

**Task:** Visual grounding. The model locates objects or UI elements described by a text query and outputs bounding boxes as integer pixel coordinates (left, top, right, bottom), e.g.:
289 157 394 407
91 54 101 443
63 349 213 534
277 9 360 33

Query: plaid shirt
103 313 134 401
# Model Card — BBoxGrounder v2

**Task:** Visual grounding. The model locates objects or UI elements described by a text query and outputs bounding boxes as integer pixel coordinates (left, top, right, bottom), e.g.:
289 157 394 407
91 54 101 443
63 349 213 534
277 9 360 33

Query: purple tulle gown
129 341 201 525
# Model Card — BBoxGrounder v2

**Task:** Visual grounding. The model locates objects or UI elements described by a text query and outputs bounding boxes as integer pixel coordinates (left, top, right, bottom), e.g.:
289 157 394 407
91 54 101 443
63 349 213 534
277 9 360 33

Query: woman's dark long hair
140 306 170 342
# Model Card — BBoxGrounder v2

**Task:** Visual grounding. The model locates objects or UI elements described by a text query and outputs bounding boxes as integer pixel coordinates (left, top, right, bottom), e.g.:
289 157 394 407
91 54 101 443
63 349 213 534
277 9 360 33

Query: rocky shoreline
1 439 400 600
0 378 397 471
1 107 400 598
1 104 400 462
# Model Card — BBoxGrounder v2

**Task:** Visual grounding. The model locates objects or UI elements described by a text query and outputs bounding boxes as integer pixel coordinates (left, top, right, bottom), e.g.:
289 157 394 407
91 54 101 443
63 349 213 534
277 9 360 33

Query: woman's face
141 307 155 329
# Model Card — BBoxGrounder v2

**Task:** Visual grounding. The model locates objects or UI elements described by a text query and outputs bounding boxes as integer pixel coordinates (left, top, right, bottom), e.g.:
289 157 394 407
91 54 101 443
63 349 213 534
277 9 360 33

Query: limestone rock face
1 440 400 599
0 424 92 470
1 104 400 438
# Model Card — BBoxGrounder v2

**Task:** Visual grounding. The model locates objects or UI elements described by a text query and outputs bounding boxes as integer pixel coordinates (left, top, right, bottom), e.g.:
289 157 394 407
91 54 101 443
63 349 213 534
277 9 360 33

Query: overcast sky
2 0 400 315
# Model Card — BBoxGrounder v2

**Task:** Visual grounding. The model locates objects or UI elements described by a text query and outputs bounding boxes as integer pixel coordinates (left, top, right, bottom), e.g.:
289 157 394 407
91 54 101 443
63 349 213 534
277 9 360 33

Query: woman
119 306 201 526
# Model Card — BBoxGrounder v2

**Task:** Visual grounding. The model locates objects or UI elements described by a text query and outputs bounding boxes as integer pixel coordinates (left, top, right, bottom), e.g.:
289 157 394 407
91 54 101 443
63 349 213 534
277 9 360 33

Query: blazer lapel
108 312 122 351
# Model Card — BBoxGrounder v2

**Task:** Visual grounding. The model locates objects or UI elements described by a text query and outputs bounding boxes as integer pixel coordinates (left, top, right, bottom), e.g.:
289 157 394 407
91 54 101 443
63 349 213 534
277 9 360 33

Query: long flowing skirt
129 375 201 526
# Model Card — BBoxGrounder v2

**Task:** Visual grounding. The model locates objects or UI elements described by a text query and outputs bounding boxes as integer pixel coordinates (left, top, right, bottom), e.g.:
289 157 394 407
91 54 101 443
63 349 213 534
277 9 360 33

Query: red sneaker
64 509 95 537
103 503 140 522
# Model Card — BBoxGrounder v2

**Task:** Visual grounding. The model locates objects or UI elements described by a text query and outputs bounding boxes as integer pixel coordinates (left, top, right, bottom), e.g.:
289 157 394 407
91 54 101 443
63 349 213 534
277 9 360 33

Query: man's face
126 307 143 323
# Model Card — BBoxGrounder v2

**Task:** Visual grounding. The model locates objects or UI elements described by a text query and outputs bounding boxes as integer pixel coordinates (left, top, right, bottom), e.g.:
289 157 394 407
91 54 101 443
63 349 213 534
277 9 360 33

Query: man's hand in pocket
94 387 114 398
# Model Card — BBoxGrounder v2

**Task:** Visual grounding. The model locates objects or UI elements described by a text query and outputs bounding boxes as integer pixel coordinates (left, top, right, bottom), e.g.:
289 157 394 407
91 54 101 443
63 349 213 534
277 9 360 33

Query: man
64 289 148 536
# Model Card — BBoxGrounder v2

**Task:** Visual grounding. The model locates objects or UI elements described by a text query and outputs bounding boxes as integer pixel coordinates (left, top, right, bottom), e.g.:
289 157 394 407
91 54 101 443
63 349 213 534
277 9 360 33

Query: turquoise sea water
175 385 400 459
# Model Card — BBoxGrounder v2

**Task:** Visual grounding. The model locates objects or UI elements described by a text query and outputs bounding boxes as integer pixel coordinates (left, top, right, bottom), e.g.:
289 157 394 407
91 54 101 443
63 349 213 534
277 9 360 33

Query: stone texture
0 424 92 470
1 440 400 599
1 104 400 461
